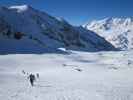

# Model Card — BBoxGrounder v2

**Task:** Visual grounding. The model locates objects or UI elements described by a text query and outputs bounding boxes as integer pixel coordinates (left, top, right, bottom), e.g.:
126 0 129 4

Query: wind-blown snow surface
83 17 133 50
0 5 115 54
0 51 133 100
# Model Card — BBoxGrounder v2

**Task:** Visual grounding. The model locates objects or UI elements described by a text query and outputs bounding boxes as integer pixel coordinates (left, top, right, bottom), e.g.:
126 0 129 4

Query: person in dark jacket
36 73 39 79
29 74 36 86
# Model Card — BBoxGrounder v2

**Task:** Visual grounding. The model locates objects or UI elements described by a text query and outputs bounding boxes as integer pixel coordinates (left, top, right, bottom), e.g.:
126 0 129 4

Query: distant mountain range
0 5 116 54
83 17 133 50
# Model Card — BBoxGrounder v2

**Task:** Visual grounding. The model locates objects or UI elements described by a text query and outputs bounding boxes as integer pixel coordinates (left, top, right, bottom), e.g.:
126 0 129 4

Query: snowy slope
0 5 115 54
0 50 133 100
83 17 133 50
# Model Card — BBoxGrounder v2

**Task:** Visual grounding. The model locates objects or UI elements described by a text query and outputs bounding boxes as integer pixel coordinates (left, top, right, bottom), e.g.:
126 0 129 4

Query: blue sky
0 0 132 25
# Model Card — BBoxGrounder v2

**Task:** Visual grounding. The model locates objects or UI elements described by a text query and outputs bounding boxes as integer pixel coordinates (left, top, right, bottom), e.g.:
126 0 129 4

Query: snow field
0 51 133 100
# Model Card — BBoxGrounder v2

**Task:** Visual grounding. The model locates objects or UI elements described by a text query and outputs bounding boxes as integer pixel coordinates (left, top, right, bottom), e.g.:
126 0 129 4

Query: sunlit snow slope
84 17 133 50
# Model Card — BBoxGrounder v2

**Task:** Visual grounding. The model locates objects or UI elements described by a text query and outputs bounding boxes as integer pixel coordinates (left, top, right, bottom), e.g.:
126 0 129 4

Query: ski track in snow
0 51 133 100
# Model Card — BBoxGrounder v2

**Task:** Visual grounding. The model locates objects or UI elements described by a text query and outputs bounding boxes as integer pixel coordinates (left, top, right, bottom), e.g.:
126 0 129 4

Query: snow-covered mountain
0 5 115 54
83 17 133 50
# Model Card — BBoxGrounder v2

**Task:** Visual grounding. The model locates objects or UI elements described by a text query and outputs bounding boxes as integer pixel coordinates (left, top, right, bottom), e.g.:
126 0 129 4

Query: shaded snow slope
84 17 133 50
0 5 115 54
0 50 133 100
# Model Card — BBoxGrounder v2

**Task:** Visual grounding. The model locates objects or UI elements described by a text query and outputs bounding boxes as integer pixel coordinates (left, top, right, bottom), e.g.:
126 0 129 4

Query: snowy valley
0 5 133 100
0 50 133 100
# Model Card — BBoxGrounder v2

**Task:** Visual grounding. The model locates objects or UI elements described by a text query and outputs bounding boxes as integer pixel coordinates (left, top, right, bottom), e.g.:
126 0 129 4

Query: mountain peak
0 5 116 53
9 5 32 12
84 17 133 50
